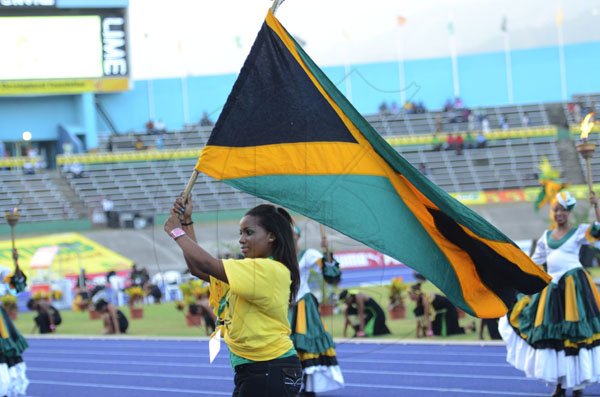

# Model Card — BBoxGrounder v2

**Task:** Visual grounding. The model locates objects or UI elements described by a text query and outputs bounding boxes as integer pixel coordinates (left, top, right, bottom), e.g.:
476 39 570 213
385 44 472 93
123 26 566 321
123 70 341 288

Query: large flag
195 10 550 318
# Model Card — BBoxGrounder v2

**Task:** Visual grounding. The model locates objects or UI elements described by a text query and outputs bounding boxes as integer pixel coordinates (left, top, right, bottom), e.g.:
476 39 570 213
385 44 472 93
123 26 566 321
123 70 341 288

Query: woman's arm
177 196 211 281
356 295 366 336
422 295 433 336
165 196 226 282
108 305 120 335
342 308 350 338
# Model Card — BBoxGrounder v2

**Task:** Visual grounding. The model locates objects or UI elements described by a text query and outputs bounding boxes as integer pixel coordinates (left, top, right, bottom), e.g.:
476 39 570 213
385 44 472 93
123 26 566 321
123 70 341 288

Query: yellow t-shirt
209 257 294 361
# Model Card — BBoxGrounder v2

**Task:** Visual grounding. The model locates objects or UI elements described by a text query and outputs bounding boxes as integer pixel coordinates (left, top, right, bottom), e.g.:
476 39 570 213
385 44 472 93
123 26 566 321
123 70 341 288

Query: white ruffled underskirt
304 364 344 393
499 317 600 389
0 361 28 396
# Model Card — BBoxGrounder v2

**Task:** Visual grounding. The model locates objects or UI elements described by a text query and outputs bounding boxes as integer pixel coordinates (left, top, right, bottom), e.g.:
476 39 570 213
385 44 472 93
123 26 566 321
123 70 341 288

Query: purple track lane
21 337 600 397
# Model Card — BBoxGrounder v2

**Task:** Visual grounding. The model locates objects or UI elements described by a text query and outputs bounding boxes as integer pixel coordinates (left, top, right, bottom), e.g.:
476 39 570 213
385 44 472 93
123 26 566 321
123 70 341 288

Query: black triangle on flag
207 21 357 148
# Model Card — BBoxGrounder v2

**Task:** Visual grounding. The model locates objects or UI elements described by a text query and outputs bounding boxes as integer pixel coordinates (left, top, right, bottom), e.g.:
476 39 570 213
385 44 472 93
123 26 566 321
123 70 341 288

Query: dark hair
26 298 37 311
94 298 109 312
339 289 349 301
244 204 300 303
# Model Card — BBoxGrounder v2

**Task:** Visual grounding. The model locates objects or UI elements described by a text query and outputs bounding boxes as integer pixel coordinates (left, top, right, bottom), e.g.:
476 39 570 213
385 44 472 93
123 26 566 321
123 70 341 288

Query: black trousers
233 355 303 397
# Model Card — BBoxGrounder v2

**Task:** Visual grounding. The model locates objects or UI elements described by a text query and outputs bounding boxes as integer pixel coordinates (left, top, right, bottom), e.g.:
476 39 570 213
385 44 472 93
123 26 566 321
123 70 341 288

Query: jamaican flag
196 10 550 318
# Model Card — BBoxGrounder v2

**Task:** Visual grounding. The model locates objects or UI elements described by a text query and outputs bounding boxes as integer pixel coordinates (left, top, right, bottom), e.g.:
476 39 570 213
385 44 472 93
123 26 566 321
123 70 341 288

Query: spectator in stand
106 136 113 152
499 115 509 130
455 133 464 155
465 131 475 149
378 101 389 115
418 163 430 177
574 103 582 123
415 101 427 114
69 162 84 178
435 115 443 133
403 101 414 114
145 120 156 134
481 116 491 133
521 113 530 127
155 133 164 150
476 131 487 148
431 133 442 151
154 119 166 133
134 136 145 151
467 112 476 131
390 101 399 114
27 298 61 334
199 112 214 127
101 196 114 224
454 97 463 109
23 161 35 175
443 98 454 112
445 133 456 151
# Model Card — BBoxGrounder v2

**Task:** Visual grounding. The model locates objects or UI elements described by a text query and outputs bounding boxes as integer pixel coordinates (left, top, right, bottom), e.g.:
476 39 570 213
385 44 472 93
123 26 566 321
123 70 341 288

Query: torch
4 206 24 281
576 112 597 194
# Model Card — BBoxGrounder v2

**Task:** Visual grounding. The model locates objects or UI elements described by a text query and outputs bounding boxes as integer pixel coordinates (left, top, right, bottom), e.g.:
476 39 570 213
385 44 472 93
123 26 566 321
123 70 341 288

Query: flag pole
182 1 286 201
319 224 329 305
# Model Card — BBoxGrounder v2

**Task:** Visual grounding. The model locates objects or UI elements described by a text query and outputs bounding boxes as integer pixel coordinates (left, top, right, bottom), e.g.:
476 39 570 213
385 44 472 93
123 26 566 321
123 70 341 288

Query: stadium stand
0 99 589 224
365 102 550 136
0 170 79 222
65 158 256 217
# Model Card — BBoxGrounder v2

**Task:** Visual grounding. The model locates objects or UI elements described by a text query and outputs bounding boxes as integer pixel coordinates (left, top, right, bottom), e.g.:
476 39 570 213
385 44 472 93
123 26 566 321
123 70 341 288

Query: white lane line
30 380 231 395
335 349 506 357
341 358 510 367
342 368 533 381
27 349 202 358
26 355 511 368
26 346 507 357
344 382 548 396
29 367 231 381
28 366 531 382
27 357 231 369
27 348 508 364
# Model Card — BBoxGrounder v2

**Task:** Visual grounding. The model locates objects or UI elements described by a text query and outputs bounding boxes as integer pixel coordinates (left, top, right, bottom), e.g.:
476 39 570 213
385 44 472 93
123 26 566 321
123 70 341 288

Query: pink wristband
170 227 186 240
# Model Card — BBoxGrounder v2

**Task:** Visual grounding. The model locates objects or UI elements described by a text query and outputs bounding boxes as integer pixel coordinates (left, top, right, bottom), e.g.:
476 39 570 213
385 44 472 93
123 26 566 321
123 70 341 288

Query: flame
580 112 595 141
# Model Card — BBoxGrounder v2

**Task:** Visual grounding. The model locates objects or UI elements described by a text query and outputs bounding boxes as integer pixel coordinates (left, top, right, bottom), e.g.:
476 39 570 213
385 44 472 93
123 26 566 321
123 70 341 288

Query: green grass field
16 267 600 340
12 282 481 341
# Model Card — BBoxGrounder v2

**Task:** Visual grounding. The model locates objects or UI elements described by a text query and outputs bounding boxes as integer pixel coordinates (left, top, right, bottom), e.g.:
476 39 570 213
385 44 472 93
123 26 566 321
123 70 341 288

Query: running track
23 337 600 397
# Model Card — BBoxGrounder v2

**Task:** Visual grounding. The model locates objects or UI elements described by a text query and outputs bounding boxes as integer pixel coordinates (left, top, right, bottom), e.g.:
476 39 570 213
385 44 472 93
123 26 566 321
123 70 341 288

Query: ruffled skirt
0 307 28 396
289 293 344 393
499 267 600 389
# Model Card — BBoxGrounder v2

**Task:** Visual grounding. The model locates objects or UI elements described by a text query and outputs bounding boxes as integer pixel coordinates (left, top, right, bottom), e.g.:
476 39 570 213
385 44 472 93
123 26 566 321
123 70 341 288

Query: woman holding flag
165 195 303 396
499 191 600 397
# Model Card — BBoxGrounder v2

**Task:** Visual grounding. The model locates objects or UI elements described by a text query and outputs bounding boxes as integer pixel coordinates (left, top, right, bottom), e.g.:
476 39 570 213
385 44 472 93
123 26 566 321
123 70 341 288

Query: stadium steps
557 140 586 185
47 170 88 218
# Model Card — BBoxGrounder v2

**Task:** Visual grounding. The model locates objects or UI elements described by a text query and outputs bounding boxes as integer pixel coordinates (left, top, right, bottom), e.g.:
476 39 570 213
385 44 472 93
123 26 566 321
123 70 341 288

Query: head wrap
0 266 11 284
556 191 576 211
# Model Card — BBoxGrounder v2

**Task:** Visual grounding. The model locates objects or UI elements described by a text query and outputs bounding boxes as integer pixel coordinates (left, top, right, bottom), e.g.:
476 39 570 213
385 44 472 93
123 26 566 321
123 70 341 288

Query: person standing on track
165 195 303 396
288 225 344 396
499 191 600 397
